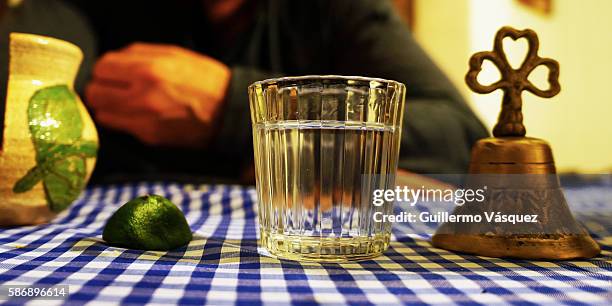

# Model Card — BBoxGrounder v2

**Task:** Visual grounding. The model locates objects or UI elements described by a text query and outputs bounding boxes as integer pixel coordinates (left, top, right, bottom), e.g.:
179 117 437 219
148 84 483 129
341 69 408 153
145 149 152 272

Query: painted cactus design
13 85 98 212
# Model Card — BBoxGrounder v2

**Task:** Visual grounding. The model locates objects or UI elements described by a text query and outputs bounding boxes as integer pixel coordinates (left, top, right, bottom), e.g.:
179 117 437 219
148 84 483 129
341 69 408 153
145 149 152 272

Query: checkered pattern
1 183 610 305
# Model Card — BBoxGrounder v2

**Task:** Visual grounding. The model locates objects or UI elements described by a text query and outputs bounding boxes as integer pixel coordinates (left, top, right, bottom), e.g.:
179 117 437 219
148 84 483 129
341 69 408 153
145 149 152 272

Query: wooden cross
465 26 560 137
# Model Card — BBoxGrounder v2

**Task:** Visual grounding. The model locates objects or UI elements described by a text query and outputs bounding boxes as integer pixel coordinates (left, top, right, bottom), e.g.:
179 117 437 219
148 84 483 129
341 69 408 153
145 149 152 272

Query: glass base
260 230 390 262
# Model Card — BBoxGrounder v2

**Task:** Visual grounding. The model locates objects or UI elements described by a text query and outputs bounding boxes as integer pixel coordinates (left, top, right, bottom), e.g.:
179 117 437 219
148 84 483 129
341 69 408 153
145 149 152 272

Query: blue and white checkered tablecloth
0 183 610 305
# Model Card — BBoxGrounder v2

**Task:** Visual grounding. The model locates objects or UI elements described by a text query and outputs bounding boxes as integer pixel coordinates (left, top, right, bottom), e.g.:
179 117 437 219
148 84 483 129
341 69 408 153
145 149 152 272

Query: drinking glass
249 76 406 262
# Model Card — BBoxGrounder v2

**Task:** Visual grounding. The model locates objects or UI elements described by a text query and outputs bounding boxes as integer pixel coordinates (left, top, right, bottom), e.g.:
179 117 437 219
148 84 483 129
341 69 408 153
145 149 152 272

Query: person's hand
85 43 231 147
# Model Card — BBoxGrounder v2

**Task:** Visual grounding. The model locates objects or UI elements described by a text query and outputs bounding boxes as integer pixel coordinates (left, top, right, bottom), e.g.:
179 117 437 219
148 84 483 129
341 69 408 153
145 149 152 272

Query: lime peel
103 194 192 251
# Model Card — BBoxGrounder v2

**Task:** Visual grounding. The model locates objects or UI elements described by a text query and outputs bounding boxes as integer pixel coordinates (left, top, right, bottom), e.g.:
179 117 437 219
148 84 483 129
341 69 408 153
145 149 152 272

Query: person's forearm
326 0 488 173
398 97 487 173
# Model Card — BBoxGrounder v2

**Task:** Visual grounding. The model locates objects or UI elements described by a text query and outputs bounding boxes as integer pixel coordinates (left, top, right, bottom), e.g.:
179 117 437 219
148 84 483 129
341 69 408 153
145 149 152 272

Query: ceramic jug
0 33 98 225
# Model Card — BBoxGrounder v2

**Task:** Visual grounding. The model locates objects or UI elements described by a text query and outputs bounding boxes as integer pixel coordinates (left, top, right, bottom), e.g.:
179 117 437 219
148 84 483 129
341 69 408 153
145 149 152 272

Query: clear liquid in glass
254 120 397 262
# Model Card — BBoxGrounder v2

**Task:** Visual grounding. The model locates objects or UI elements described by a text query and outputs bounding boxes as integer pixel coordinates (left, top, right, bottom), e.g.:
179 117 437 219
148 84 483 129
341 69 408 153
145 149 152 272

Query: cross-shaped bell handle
466 26 560 137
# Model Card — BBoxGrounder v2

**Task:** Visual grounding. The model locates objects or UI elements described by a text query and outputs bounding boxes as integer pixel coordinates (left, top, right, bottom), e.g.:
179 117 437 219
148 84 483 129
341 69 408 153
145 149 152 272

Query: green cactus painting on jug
13 85 98 212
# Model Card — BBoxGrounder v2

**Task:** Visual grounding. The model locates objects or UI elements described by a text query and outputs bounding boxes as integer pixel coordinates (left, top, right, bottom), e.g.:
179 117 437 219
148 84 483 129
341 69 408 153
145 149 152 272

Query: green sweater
2 0 488 182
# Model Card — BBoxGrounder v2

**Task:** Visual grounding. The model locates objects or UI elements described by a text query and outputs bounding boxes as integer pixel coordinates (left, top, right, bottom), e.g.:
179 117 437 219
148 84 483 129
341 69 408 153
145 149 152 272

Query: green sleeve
328 0 489 173
209 66 280 162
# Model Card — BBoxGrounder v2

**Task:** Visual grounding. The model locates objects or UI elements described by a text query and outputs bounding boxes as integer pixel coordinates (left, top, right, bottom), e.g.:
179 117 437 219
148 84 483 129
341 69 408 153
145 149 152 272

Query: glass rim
249 75 405 90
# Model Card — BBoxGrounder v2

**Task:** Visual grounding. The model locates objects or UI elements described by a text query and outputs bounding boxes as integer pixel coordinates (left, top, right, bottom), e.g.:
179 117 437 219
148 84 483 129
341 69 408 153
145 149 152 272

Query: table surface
0 182 610 305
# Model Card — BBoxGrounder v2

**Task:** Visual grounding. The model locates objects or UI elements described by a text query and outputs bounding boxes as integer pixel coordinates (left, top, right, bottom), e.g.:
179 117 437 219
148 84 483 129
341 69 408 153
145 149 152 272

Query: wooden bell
431 27 600 260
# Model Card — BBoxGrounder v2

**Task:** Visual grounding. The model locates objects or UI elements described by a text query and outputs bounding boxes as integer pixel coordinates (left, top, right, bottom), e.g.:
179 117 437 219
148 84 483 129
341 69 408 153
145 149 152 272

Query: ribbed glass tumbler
248 76 406 262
